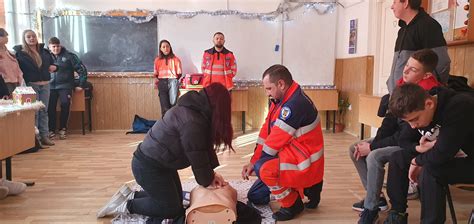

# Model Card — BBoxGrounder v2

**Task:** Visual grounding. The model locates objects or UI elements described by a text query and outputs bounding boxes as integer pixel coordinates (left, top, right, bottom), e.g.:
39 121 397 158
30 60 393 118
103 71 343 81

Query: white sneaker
115 180 136 199
97 193 129 218
407 181 419 200
0 186 9 199
0 179 26 195
58 129 67 140
97 181 135 218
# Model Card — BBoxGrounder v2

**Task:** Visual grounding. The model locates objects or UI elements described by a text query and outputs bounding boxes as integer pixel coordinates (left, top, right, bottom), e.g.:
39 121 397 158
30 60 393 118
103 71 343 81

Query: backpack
125 115 156 134
180 73 204 90
0 76 9 98
447 75 474 98
74 79 94 98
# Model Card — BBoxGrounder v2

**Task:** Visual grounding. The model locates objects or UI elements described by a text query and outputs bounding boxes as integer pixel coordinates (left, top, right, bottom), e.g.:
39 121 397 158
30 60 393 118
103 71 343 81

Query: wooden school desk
57 89 92 135
305 89 339 132
358 94 383 139
0 109 35 180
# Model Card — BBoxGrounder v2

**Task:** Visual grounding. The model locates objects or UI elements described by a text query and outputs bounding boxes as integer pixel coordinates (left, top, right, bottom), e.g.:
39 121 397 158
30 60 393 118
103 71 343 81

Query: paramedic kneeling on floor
241 64 324 221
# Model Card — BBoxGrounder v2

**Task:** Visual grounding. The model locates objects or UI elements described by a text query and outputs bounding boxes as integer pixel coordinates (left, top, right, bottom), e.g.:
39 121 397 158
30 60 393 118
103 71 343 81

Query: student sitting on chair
356 49 443 224
384 83 474 224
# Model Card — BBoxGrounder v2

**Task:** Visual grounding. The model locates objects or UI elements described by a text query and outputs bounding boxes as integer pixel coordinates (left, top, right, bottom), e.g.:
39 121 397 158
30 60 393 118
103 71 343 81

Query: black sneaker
352 197 389 212
383 210 408 224
352 199 365 212
358 208 380 224
272 197 304 221
378 197 389 211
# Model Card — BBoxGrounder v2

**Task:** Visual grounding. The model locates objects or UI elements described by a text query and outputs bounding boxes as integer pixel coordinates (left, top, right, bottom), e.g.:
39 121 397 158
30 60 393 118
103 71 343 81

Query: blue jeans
158 78 179 117
29 83 50 138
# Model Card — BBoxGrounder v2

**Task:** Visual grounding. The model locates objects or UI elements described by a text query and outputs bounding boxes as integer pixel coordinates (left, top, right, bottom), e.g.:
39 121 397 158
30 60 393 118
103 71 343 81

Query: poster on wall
430 0 449 13
454 0 469 29
348 19 357 54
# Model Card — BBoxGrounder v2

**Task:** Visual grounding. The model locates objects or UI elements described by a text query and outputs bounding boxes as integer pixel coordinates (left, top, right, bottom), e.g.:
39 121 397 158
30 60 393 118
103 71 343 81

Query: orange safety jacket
201 47 237 90
154 56 182 79
250 82 324 188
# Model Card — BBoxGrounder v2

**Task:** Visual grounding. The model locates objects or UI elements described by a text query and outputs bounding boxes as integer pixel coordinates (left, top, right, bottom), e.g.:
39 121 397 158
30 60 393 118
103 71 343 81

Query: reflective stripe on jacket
154 56 182 79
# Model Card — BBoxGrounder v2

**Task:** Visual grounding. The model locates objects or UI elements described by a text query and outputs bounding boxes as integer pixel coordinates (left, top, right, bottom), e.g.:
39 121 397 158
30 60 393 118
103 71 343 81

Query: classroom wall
41 0 280 13
336 0 371 59
448 43 474 87
4 0 279 49
0 0 5 28
334 56 374 137
4 0 339 85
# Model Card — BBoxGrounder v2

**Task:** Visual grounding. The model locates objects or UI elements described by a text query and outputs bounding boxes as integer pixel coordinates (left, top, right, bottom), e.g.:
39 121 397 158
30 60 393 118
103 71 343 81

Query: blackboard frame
41 15 158 72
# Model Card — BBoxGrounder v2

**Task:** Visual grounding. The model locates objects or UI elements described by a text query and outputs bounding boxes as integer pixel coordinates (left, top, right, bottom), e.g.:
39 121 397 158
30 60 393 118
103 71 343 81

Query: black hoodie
138 90 219 187
399 87 474 167
13 44 54 83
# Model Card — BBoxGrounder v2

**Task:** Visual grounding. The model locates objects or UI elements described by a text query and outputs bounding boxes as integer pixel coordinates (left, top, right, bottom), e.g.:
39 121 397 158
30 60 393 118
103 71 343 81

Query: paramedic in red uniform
201 32 237 90
241 64 324 221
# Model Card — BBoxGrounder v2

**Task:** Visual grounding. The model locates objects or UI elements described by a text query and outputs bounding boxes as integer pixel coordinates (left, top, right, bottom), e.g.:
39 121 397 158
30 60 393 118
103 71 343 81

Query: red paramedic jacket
250 82 324 188
201 47 237 90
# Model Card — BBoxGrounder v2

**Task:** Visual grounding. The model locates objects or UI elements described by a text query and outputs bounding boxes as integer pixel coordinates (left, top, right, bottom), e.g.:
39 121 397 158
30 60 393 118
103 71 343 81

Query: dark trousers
158 78 178 117
129 150 185 220
386 149 417 213
247 152 274 205
248 179 271 205
248 152 323 205
419 158 474 224
48 89 72 131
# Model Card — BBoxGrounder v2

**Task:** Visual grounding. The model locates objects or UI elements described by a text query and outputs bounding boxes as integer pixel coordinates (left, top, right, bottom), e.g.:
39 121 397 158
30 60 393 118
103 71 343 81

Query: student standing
47 37 88 139
0 28 23 95
14 30 56 146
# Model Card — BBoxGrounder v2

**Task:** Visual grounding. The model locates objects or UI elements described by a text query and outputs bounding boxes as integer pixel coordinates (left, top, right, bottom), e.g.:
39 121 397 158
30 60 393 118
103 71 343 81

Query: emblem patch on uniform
280 106 292 120
61 57 67 62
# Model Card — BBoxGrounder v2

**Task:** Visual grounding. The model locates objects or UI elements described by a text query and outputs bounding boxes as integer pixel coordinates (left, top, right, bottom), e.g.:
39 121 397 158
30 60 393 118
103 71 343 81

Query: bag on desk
74 79 93 98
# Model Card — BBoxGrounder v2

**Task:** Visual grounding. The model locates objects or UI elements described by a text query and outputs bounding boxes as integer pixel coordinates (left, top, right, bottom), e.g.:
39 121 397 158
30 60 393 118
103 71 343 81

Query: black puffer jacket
139 90 219 187
13 44 54 83
50 47 88 90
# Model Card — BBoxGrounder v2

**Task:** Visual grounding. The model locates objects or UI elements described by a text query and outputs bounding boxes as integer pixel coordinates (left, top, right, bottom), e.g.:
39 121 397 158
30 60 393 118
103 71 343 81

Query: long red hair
203 83 234 151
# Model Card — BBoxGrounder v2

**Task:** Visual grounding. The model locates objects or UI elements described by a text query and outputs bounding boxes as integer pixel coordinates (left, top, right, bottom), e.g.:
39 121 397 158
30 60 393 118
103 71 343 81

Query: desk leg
242 111 246 134
333 111 336 133
87 98 92 132
325 111 329 131
360 124 365 140
6 157 12 181
3 157 35 186
81 111 85 135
